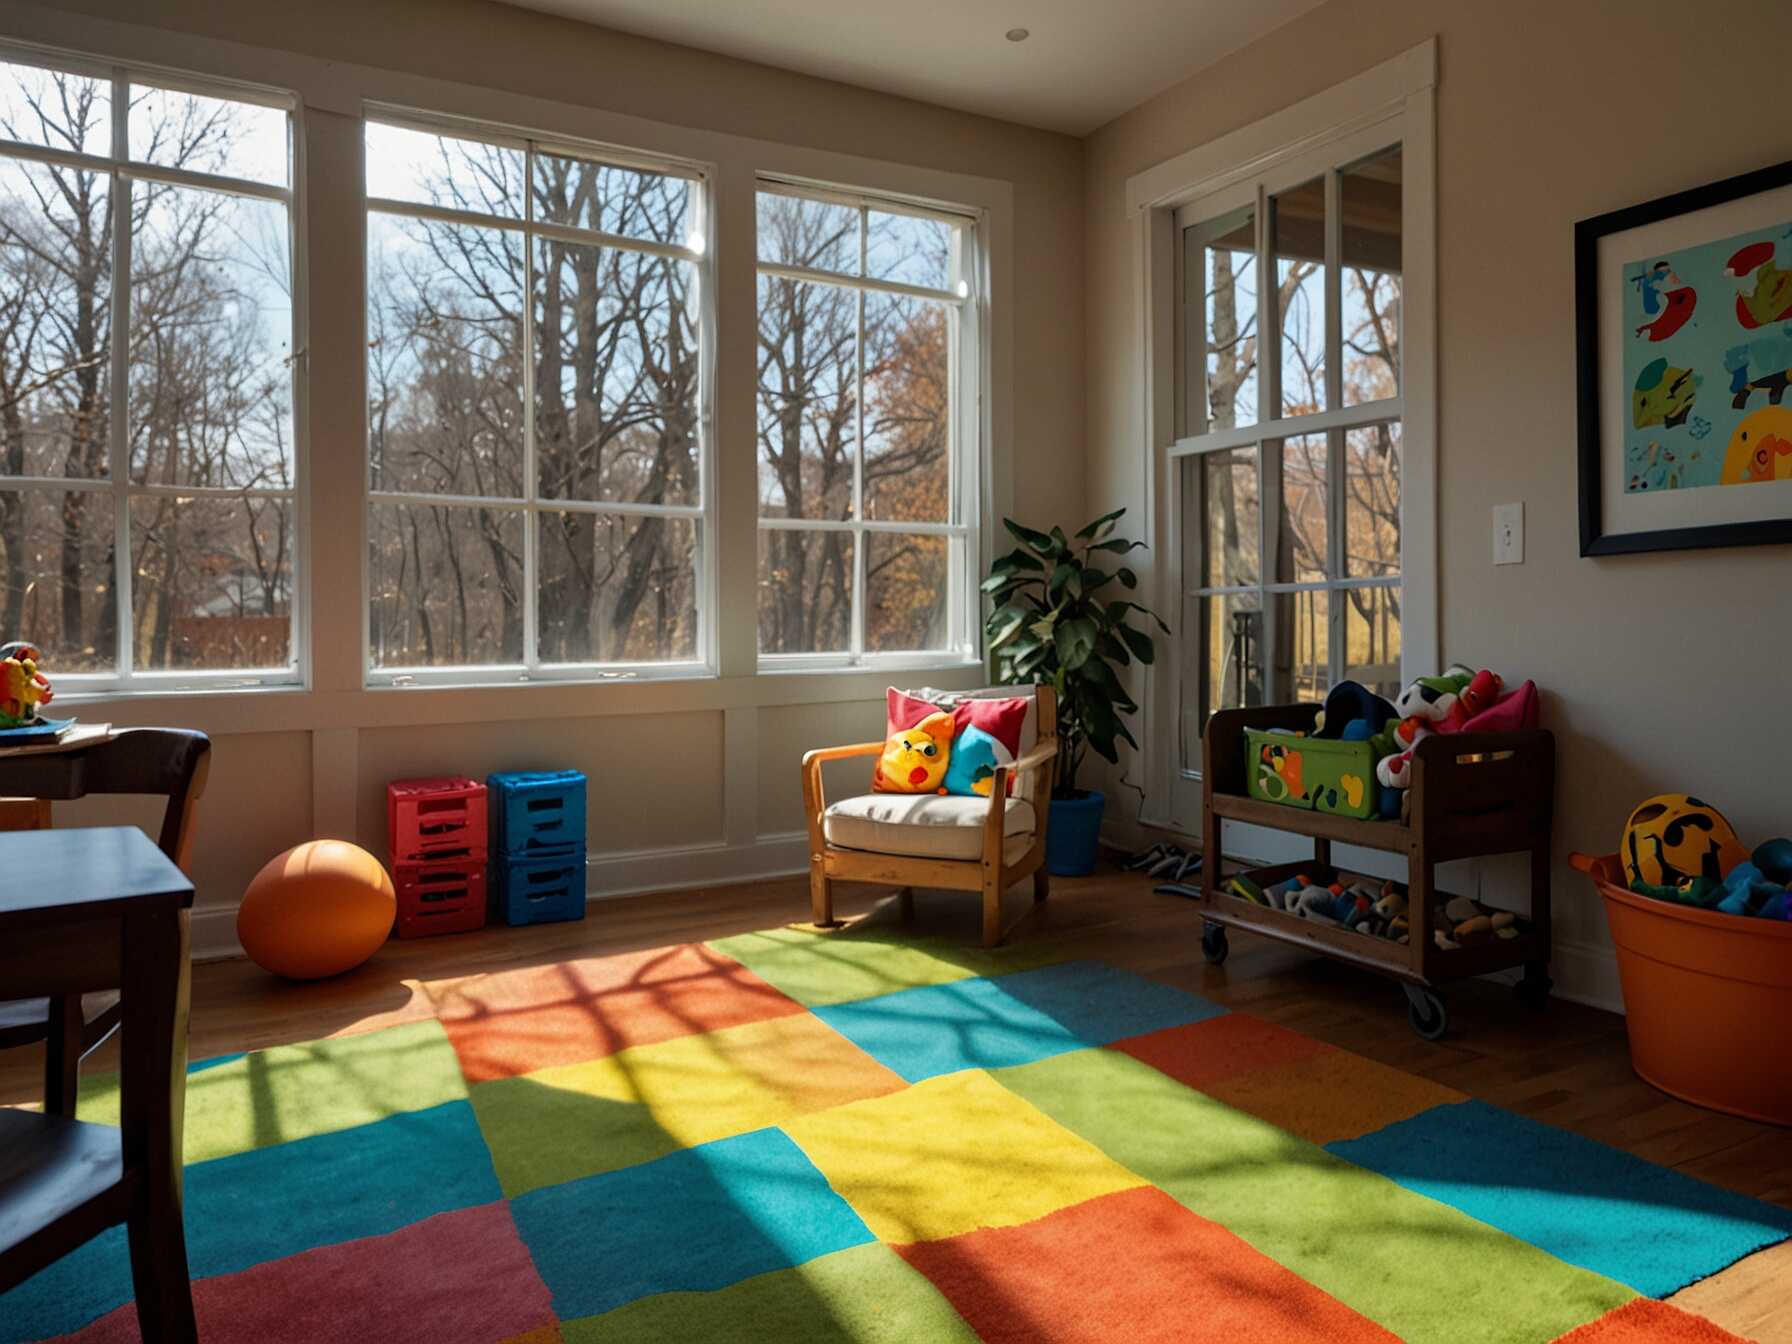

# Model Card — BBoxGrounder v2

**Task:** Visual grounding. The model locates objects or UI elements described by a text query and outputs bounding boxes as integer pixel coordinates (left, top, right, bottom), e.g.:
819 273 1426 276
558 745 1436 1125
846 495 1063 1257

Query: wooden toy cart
1199 704 1556 1039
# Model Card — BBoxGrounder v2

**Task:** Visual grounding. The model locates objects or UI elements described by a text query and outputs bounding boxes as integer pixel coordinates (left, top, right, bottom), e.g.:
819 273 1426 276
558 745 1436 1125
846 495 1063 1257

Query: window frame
0 41 305 695
361 104 716 688
753 176 984 673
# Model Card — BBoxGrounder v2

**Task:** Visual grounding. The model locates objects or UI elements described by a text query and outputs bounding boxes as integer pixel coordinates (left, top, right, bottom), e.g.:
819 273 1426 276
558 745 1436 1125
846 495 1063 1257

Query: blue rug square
510 1126 874 1319
812 976 1086 1082
1328 1097 1792 1297
990 961 1227 1043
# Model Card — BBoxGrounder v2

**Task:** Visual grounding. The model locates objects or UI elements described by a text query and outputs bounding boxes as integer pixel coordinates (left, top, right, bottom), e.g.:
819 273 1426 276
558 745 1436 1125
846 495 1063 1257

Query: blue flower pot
1046 790 1106 877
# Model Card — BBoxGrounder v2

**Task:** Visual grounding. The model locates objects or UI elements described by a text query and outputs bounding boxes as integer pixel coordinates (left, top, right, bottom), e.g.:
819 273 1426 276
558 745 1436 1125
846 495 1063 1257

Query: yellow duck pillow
871 710 954 794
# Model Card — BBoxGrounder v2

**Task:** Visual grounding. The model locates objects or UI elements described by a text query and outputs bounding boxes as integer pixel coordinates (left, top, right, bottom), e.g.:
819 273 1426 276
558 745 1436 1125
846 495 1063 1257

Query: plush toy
1376 665 1506 790
0 641 52 727
871 710 954 793
1313 680 1398 742
1432 894 1520 949
1371 881 1411 942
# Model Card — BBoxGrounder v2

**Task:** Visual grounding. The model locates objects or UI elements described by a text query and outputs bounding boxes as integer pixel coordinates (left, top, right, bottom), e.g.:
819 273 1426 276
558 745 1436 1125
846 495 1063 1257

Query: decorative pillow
871 708 955 793
942 696 1030 797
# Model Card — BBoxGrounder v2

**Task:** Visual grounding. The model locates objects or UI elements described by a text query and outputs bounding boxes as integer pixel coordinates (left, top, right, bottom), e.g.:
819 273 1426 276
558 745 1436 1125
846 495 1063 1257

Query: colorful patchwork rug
4 924 1789 1343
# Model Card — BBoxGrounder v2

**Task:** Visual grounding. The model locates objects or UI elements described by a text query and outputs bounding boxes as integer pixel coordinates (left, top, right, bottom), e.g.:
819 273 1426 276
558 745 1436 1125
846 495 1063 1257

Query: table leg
120 907 195 1344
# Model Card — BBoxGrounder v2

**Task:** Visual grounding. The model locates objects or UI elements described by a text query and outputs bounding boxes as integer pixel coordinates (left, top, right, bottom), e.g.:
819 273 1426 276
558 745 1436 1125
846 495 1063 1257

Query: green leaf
1120 624 1155 665
1054 616 1098 671
1117 566 1137 589
986 604 1030 647
1074 507 1125 541
991 550 1044 574
1088 538 1145 555
1003 518 1055 554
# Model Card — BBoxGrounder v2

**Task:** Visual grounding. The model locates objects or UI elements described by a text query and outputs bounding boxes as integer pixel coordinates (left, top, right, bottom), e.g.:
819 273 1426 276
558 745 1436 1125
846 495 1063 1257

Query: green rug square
560 1242 979 1343
707 926 1061 1008
992 1047 1635 1344
77 1019 467 1163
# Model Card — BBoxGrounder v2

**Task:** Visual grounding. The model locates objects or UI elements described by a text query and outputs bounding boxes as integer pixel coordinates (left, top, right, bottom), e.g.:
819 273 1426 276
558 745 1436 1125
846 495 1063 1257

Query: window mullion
520 141 539 674
851 206 868 661
109 72 133 684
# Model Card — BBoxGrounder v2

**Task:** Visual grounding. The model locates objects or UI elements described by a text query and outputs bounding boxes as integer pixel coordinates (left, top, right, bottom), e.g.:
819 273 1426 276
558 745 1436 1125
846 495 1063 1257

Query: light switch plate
1493 502 1524 565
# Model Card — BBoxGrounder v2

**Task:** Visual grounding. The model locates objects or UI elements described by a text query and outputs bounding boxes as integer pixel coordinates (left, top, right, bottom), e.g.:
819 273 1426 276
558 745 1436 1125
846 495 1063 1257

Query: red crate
388 776 488 863
394 856 488 939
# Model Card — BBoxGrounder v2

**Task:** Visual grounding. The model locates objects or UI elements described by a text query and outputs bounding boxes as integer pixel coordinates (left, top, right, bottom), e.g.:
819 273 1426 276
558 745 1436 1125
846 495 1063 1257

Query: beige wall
1084 0 1792 1003
1 0 1084 950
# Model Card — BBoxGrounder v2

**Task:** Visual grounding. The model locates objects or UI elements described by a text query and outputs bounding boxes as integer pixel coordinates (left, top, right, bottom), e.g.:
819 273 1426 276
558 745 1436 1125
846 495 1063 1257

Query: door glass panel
1345 421 1400 578
1271 177 1326 417
1343 584 1401 701
1274 433 1328 584
1341 147 1402 406
1271 587 1330 704
1199 446 1259 587
1191 591 1262 737
1189 207 1258 432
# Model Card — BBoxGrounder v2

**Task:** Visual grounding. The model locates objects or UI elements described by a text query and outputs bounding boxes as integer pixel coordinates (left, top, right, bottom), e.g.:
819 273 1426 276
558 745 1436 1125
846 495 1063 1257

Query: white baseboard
189 832 812 964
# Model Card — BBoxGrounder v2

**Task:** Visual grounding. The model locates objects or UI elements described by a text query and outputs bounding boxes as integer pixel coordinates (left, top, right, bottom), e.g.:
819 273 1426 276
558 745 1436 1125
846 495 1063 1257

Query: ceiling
494 0 1327 135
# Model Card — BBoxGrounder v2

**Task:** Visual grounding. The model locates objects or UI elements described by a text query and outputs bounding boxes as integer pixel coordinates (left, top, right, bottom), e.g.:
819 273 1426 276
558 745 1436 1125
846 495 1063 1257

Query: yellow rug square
1202 1046 1466 1146
782 1069 1145 1243
473 1012 906 1196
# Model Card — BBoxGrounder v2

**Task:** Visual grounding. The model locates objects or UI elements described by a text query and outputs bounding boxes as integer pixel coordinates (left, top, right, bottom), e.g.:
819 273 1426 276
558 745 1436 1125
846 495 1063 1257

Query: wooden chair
0 729 211 1115
802 686 1059 947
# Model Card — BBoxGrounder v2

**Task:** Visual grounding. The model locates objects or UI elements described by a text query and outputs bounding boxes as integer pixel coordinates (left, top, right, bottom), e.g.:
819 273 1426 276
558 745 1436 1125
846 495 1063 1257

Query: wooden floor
3 864 1788 1210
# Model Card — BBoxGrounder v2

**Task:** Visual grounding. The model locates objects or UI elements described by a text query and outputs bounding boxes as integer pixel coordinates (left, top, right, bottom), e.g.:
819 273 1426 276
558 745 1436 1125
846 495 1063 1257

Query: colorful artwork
1623 223 1792 493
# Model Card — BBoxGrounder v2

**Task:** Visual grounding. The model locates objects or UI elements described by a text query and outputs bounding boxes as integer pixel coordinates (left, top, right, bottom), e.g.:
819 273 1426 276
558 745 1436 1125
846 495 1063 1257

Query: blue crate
494 850 587 926
488 769 587 857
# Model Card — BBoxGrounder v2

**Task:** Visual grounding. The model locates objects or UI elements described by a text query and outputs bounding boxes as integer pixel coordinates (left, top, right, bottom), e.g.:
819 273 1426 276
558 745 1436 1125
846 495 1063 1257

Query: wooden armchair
802 686 1059 948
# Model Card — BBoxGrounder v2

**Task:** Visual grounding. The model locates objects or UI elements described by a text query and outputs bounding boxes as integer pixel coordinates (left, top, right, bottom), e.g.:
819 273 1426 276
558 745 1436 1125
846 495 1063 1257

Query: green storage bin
1244 727 1378 819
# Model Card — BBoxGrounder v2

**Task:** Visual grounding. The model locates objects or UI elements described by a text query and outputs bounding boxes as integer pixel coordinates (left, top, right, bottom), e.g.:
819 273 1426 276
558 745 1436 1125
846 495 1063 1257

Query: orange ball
237 840 395 980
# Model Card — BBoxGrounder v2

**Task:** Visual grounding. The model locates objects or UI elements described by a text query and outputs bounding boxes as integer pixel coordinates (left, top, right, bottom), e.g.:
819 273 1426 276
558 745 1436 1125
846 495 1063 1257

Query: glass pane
756 191 857 274
866 210 952 291
537 512 697 662
0 59 109 156
0 489 114 671
367 213 524 496
1272 587 1330 703
368 502 524 667
866 532 947 652
1191 591 1261 734
130 85 289 187
365 120 525 218
1274 433 1328 584
1192 207 1257 432
0 158 112 479
1343 584 1401 702
1345 421 1401 579
1341 147 1401 406
756 274 856 520
129 186 294 489
1200 445 1259 588
534 237 698 505
758 528 852 654
533 151 694 248
863 291 949 523
130 494 291 670
1272 177 1325 417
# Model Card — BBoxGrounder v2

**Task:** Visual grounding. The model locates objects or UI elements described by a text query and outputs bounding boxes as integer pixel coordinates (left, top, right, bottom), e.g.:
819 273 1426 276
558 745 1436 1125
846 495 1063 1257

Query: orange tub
1572 852 1792 1126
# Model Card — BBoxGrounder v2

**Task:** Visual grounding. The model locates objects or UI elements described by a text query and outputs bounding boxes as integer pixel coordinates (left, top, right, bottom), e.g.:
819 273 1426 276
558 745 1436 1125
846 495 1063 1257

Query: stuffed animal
872 711 954 793
1432 894 1520 949
1371 881 1410 942
1376 665 1504 790
0 642 52 727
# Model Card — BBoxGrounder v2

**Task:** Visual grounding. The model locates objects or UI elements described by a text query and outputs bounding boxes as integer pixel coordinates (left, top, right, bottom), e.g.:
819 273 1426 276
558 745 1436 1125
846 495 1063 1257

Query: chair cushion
824 793 1037 863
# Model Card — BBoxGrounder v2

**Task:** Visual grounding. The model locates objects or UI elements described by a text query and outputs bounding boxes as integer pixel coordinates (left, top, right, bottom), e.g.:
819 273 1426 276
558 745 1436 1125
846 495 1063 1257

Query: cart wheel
1201 922 1229 966
1516 962 1553 1007
1403 984 1448 1041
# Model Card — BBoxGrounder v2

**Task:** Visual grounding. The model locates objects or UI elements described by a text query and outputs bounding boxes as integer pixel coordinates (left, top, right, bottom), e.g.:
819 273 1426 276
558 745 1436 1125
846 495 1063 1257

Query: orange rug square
1111 1013 1330 1092
1551 1298 1756 1342
427 943 805 1083
895 1185 1400 1344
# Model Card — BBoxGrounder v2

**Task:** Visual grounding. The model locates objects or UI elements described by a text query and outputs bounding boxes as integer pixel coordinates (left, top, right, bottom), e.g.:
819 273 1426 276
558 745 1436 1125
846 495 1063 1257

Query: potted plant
984 508 1168 876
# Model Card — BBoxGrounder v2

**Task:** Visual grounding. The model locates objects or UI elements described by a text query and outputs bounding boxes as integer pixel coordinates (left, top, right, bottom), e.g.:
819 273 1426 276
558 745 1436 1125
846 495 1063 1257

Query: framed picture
1576 158 1792 555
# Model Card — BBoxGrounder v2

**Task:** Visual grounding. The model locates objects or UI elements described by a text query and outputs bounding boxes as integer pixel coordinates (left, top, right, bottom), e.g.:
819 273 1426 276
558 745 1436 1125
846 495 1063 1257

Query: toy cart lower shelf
1198 704 1557 1039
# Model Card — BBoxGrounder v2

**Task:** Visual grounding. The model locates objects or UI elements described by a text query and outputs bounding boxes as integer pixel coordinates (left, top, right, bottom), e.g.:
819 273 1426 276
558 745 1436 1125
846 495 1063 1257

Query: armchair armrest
802 741 883 855
802 741 884 769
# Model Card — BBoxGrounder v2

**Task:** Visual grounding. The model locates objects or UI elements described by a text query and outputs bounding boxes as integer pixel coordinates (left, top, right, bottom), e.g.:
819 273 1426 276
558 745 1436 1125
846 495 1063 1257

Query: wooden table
0 826 197 1341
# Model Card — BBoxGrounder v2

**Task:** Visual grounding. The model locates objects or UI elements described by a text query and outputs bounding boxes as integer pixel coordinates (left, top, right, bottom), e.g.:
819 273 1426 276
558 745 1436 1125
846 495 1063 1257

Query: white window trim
1127 38 1439 833
753 176 986 672
0 41 306 696
361 103 717 686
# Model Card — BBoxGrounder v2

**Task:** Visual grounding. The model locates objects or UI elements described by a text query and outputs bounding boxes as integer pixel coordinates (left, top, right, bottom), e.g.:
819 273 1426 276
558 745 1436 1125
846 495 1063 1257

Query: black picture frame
1576 157 1792 556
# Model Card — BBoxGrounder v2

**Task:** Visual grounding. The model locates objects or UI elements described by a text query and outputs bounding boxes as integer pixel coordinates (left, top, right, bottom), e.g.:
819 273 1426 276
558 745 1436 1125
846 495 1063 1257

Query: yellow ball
1621 794 1748 889
237 840 395 980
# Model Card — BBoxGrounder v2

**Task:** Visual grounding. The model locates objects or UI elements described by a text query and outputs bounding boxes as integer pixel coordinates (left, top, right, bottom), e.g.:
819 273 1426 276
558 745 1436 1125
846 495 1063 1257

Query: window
365 110 709 682
0 51 298 689
1177 143 1404 755
755 181 980 666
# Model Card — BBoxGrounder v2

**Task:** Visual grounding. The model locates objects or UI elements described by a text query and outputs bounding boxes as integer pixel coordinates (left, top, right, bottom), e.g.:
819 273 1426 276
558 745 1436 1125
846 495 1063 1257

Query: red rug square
55 1203 553 1343
1550 1298 1756 1343
428 942 805 1082
1111 1012 1330 1092
895 1184 1399 1343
